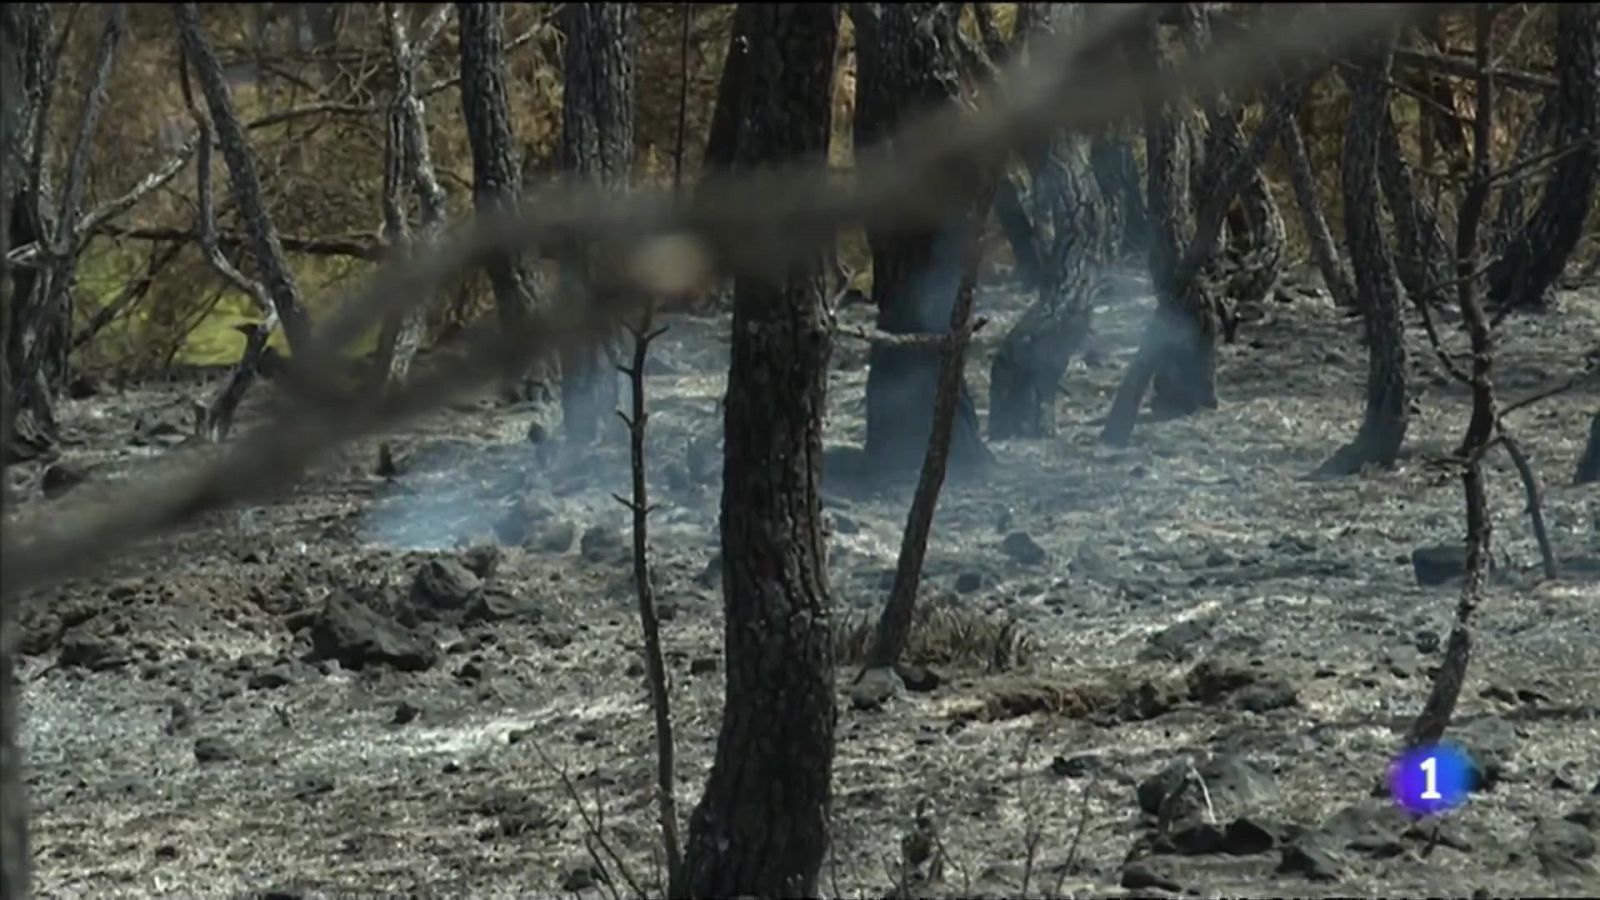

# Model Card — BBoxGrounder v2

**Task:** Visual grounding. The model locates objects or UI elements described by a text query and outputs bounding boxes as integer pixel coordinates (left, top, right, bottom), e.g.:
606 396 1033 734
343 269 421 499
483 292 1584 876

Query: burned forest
4 3 1600 898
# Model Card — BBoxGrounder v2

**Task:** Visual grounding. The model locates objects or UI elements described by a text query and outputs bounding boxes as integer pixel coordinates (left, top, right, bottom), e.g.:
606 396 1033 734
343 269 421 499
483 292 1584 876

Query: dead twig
612 308 683 894
526 730 646 899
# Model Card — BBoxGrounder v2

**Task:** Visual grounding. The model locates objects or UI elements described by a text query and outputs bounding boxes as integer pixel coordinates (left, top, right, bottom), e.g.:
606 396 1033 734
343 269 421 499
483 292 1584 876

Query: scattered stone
536 520 577 553
1279 836 1345 882
462 544 500 579
1050 754 1100 778
1186 658 1257 702
1001 531 1047 566
392 701 421 725
1141 620 1213 664
1120 862 1182 892
57 633 133 671
42 461 91 499
1235 679 1298 713
895 663 941 693
1412 543 1490 586
494 498 551 545
561 860 605 892
410 559 482 612
1456 714 1518 791
955 571 984 594
1532 817 1597 878
580 525 624 562
306 592 437 672
689 656 719 676
1138 755 1280 829
1414 629 1441 654
1116 679 1180 722
246 668 292 690
465 589 548 625
193 736 238 764
850 666 903 711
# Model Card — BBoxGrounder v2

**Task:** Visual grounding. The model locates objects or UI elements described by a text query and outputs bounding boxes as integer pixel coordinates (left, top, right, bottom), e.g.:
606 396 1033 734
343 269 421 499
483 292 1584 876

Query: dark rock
955 571 984 594
1001 531 1047 565
1186 658 1257 702
57 633 133 671
1567 798 1600 830
1456 715 1517 791
1532 818 1597 878
410 559 482 611
536 520 577 553
1138 755 1279 826
1050 754 1100 778
1414 629 1441 654
306 592 437 672
456 661 487 684
831 512 860 535
246 668 292 690
42 461 91 499
494 498 552 545
465 589 547 625
1141 619 1213 663
1235 679 1298 713
580 525 623 562
561 860 604 892
462 544 501 579
1322 802 1409 856
193 736 237 764
1412 543 1497 586
1120 862 1182 892
1279 836 1345 881
689 656 719 676
1116 679 1180 722
1221 816 1280 854
895 663 941 692
850 666 902 710
392 701 421 725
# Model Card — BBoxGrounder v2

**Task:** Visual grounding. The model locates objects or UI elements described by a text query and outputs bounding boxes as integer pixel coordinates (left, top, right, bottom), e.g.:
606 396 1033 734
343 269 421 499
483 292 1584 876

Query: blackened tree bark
1 6 31 895
1577 413 1600 485
458 2 548 402
1376 104 1452 312
854 2 992 475
1282 111 1357 310
558 2 634 445
1091 129 1147 258
1319 37 1409 476
681 5 839 897
989 4 1116 439
177 4 312 354
375 3 450 390
176 2 316 439
6 4 125 459
702 3 761 174
1487 3 1598 315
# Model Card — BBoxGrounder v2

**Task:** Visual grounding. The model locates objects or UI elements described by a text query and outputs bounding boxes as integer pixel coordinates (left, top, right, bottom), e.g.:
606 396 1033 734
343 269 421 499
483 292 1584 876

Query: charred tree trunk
1 4 31 894
681 6 839 896
854 2 992 476
1090 129 1147 258
176 2 315 439
1319 37 1409 476
458 2 548 403
4 3 57 461
1376 103 1452 311
558 2 634 445
1577 412 1600 485
1282 112 1357 310
1487 3 1598 315
702 3 761 175
989 4 1116 440
374 4 450 390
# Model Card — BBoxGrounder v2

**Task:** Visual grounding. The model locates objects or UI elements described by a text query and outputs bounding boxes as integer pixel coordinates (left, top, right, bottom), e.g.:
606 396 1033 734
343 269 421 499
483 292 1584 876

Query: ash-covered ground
8 268 1599 899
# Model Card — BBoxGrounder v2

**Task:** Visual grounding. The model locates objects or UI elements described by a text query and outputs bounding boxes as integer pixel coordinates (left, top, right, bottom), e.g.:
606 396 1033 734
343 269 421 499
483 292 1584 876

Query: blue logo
1389 742 1475 816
